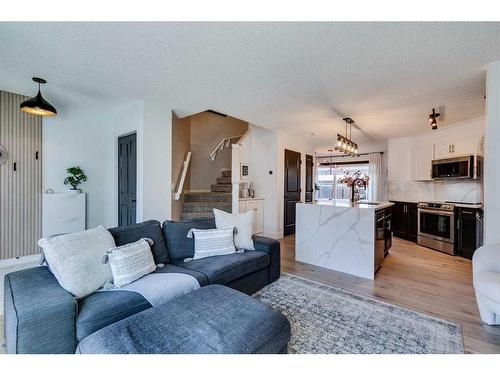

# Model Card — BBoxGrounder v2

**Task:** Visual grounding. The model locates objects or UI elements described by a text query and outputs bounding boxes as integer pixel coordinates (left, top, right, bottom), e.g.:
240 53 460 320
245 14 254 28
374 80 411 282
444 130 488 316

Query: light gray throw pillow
37 226 115 298
186 227 236 260
213 208 255 250
105 238 156 288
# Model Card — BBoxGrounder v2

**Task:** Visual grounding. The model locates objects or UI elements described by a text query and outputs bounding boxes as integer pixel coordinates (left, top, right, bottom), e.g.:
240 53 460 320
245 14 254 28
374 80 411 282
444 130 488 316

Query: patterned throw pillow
105 238 156 288
186 227 237 261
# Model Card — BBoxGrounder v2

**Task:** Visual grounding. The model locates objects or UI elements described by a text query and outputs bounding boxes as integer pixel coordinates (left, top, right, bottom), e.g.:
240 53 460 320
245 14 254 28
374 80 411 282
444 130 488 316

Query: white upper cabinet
434 137 478 159
412 142 434 180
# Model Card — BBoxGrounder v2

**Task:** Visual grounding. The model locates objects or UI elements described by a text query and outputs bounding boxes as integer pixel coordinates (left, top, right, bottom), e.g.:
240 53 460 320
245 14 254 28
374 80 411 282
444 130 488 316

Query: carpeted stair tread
210 184 232 193
182 202 232 213
216 176 232 184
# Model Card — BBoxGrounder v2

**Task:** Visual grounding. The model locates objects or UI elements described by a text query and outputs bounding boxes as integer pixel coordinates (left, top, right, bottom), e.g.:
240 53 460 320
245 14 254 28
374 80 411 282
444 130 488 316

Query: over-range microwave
431 155 481 179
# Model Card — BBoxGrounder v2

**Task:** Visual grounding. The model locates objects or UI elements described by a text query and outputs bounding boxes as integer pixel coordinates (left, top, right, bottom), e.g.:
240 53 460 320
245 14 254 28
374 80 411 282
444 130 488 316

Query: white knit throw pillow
38 226 115 298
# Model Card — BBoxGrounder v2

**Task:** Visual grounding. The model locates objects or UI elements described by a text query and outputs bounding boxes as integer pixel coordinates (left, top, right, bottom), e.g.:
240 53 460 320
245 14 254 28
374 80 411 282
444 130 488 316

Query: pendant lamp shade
20 77 57 117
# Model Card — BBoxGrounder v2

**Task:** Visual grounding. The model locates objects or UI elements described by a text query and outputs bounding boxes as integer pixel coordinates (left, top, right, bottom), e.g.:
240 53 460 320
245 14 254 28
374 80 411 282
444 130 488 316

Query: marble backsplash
388 179 483 203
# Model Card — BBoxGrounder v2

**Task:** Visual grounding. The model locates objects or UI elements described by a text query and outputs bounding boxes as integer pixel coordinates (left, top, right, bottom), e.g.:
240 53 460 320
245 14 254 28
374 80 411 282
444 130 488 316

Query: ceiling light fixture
20 77 57 117
335 117 359 156
428 108 440 130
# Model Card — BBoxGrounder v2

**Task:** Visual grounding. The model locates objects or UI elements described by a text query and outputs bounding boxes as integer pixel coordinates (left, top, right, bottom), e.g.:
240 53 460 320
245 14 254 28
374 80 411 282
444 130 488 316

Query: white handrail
209 135 243 161
174 151 191 200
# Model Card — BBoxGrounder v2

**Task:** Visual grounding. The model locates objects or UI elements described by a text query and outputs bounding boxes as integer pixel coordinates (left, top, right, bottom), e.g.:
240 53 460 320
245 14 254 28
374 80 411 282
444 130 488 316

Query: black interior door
118 133 137 227
284 149 301 236
305 154 313 203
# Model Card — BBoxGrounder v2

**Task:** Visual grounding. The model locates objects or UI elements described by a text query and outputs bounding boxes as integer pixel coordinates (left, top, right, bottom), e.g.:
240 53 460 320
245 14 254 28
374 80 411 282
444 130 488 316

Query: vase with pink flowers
337 170 370 203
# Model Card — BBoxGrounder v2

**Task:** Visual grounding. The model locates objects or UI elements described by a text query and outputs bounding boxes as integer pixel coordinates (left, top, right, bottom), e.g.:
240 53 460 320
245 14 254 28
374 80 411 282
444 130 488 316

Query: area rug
253 274 464 354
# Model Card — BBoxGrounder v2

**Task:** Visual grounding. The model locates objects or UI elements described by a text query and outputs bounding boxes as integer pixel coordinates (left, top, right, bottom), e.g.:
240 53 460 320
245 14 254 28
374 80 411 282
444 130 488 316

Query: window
316 164 369 200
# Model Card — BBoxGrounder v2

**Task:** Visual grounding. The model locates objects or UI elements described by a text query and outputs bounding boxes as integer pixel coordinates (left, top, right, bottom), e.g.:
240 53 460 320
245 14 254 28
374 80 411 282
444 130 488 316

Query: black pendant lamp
428 108 439 130
20 77 57 117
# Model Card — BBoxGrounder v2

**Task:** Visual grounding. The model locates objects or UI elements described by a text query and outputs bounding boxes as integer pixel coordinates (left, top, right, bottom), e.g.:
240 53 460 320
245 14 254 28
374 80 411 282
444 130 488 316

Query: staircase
181 169 232 220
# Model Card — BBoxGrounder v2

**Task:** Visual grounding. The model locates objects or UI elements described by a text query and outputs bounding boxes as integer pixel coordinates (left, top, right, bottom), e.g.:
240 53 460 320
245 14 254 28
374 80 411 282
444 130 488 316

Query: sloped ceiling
1 22 499 150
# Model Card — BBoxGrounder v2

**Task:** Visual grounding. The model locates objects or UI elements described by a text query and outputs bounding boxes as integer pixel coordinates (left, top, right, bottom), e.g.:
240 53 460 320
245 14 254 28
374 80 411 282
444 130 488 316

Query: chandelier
335 117 359 156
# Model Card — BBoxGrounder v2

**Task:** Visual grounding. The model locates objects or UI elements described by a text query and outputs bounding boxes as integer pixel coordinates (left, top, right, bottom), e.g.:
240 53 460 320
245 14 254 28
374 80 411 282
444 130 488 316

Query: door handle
132 199 136 203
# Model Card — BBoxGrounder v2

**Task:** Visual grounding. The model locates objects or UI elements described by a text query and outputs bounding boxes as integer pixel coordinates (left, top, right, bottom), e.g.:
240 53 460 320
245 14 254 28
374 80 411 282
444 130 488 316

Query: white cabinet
42 193 86 237
238 198 264 234
412 142 434 181
434 138 478 159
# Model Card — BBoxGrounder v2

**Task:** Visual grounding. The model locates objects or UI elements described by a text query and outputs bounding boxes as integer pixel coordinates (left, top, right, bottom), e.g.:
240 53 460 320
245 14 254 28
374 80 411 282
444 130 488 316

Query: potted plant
64 166 87 192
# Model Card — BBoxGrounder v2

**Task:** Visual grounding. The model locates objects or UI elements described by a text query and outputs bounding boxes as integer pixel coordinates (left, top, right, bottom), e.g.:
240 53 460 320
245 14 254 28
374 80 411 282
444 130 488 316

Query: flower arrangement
337 170 369 187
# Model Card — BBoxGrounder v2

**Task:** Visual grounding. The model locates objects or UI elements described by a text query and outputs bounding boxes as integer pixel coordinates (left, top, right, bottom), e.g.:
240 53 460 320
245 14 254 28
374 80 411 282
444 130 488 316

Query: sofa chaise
3 218 283 354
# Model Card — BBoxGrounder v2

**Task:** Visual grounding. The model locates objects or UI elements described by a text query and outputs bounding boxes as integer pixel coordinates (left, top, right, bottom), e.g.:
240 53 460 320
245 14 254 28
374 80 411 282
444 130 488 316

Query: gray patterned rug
253 274 464 354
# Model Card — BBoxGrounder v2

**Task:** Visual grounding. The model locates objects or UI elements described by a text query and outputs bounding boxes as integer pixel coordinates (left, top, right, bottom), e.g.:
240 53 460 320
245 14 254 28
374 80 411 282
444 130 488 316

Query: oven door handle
418 208 455 216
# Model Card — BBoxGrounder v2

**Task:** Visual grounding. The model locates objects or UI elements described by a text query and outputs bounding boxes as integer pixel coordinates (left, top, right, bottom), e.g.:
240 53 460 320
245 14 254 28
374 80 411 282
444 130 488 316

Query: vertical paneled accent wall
0 91 42 259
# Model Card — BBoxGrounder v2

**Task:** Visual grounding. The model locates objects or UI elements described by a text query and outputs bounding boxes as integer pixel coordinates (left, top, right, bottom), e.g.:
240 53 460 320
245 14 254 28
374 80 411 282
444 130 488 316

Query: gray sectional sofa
3 218 284 354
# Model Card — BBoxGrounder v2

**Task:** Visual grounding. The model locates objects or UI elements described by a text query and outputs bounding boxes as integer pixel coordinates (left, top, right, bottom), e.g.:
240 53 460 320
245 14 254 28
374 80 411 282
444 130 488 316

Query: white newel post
485 61 500 245
231 144 241 214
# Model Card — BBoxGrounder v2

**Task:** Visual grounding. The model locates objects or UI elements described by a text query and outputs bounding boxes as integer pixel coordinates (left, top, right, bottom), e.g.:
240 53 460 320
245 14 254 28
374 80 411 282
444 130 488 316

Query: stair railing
174 151 191 200
209 135 243 161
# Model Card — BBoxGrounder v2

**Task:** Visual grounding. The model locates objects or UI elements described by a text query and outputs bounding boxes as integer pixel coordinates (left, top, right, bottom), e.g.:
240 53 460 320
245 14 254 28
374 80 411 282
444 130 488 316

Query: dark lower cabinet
455 207 483 259
391 201 418 243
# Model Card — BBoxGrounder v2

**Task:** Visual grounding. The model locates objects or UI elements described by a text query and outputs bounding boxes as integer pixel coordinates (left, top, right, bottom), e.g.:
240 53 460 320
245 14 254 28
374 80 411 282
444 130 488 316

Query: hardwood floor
280 235 500 354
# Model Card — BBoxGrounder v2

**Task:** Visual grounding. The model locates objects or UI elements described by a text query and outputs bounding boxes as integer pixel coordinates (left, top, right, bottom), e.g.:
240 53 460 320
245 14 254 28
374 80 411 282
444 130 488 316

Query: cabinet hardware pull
35 151 39 160
13 162 16 171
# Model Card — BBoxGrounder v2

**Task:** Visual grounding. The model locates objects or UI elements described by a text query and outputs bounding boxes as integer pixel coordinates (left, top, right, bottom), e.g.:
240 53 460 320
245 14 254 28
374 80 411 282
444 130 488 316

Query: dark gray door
284 149 301 236
118 133 137 227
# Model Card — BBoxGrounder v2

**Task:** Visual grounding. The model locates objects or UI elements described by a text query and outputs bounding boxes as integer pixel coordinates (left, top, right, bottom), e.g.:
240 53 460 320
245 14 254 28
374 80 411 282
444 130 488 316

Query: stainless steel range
417 202 455 255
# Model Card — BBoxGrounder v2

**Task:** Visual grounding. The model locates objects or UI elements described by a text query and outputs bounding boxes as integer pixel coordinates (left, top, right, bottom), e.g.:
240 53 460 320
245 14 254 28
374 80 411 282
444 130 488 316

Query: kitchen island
295 200 394 280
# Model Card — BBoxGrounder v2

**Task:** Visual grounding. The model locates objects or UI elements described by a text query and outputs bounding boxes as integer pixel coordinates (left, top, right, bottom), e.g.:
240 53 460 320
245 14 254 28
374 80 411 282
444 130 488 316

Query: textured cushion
77 290 151 341
153 264 208 286
187 227 236 260
76 285 291 354
4 266 78 354
162 218 216 261
177 251 269 285
108 220 169 264
106 239 156 287
214 209 255 250
37 226 115 298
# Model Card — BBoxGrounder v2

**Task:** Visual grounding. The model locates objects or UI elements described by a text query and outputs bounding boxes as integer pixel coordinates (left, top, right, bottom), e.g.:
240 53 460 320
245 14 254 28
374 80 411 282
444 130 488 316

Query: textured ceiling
1 22 499 150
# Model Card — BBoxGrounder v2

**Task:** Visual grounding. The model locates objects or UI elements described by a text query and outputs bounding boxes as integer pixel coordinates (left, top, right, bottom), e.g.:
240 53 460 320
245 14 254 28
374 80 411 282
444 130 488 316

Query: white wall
43 93 174 229
239 124 280 238
43 93 116 228
485 61 500 244
111 100 144 225
142 100 172 223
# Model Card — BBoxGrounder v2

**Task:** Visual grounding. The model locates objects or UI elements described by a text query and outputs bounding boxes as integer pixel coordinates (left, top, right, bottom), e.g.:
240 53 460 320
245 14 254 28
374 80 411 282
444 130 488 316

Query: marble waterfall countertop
307 199 395 210
295 200 394 280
